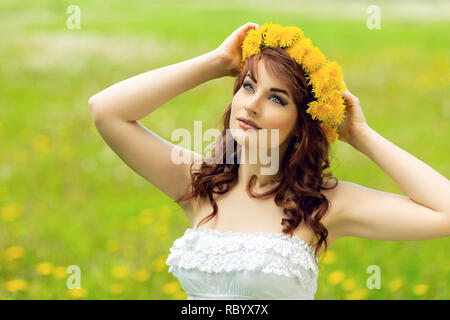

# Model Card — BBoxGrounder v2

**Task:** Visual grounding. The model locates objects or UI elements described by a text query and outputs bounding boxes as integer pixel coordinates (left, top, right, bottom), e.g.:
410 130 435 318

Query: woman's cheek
267 110 297 146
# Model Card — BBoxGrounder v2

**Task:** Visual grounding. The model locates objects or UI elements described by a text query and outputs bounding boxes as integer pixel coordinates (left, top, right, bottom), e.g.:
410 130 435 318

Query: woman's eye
243 83 253 91
271 96 283 104
243 82 286 106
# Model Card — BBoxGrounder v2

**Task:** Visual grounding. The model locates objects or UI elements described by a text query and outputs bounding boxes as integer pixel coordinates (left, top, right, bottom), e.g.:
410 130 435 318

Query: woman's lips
238 119 260 130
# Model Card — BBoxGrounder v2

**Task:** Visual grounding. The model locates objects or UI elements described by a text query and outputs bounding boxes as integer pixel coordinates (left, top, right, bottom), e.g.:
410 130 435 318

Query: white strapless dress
166 226 319 300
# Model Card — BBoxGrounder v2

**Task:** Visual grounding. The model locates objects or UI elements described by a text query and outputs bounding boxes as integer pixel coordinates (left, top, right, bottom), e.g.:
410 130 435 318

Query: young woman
88 22 450 300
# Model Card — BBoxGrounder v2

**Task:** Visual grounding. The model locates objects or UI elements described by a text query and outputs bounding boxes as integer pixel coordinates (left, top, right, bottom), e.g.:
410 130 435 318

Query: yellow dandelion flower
258 22 272 38
162 281 180 295
325 61 343 84
309 62 343 95
306 101 333 122
388 277 404 292
342 279 356 291
325 95 346 126
319 88 341 103
302 46 326 73
338 80 347 92
111 266 128 279
279 26 303 48
321 123 339 144
68 288 87 298
413 284 428 296
308 67 327 90
4 279 28 292
4 246 24 261
321 250 337 264
134 269 150 282
241 29 262 61
36 262 53 275
110 283 123 295
53 266 67 279
284 26 304 44
327 270 345 285
263 23 283 48
328 108 345 127
345 288 368 300
285 37 312 65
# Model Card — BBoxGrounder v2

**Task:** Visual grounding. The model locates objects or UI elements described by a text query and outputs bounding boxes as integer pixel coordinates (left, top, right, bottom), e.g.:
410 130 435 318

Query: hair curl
176 47 339 261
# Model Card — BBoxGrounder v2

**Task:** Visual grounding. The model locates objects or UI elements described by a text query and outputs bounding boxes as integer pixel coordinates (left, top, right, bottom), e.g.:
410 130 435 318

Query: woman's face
230 60 299 152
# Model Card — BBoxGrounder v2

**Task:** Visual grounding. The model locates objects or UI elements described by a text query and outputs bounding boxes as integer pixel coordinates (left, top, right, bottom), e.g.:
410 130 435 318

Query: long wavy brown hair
176 47 339 261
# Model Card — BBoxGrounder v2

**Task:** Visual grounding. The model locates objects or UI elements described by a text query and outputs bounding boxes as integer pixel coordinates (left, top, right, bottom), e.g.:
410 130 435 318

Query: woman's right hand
213 22 260 77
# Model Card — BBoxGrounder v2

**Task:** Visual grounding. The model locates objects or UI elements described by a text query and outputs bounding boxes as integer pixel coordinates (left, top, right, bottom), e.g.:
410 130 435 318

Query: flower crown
240 22 347 144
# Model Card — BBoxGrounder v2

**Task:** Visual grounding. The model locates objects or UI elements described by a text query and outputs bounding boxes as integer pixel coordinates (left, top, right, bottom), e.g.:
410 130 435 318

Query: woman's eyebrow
245 73 290 98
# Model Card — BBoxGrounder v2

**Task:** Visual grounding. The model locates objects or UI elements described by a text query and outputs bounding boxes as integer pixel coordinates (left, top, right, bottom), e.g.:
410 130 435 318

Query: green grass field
0 0 449 299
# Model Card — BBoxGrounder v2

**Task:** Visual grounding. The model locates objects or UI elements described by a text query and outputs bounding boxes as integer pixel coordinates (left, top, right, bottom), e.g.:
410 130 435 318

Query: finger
241 22 259 33
243 22 259 29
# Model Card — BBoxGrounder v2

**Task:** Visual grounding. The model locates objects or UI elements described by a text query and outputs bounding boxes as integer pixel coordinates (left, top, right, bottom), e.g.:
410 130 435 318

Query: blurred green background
0 0 449 299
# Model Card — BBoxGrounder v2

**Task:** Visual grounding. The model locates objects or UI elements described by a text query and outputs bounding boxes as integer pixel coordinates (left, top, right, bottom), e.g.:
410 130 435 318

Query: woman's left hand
337 87 370 146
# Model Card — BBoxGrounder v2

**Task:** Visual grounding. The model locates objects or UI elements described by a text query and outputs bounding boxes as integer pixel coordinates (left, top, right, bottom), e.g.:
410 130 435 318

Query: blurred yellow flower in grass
152 255 168 272
1 203 23 223
139 208 155 224
112 266 128 279
53 266 67 279
68 288 87 298
106 240 120 253
413 284 428 296
341 278 356 291
163 281 180 295
4 246 24 261
134 269 150 282
321 250 336 264
327 270 345 285
110 284 124 295
4 279 28 292
345 288 368 300
32 135 50 152
172 291 188 300
388 277 404 292
36 262 53 275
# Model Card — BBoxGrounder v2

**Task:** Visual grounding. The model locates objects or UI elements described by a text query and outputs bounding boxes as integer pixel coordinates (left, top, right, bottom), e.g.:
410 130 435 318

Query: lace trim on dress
166 227 319 290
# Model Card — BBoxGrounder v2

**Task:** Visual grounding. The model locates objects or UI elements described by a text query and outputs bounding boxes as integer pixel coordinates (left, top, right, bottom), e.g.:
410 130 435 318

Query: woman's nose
244 98 260 115
244 105 257 115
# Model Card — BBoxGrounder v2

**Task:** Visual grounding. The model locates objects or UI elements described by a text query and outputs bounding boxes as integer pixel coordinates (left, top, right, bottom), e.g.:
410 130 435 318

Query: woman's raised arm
88 50 227 122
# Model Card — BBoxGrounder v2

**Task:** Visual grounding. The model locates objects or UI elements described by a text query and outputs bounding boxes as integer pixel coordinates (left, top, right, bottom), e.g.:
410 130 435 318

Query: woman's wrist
349 125 375 153
208 49 234 78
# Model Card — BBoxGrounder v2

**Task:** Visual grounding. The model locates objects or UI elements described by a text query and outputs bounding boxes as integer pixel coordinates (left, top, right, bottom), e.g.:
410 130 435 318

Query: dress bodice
166 227 319 300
